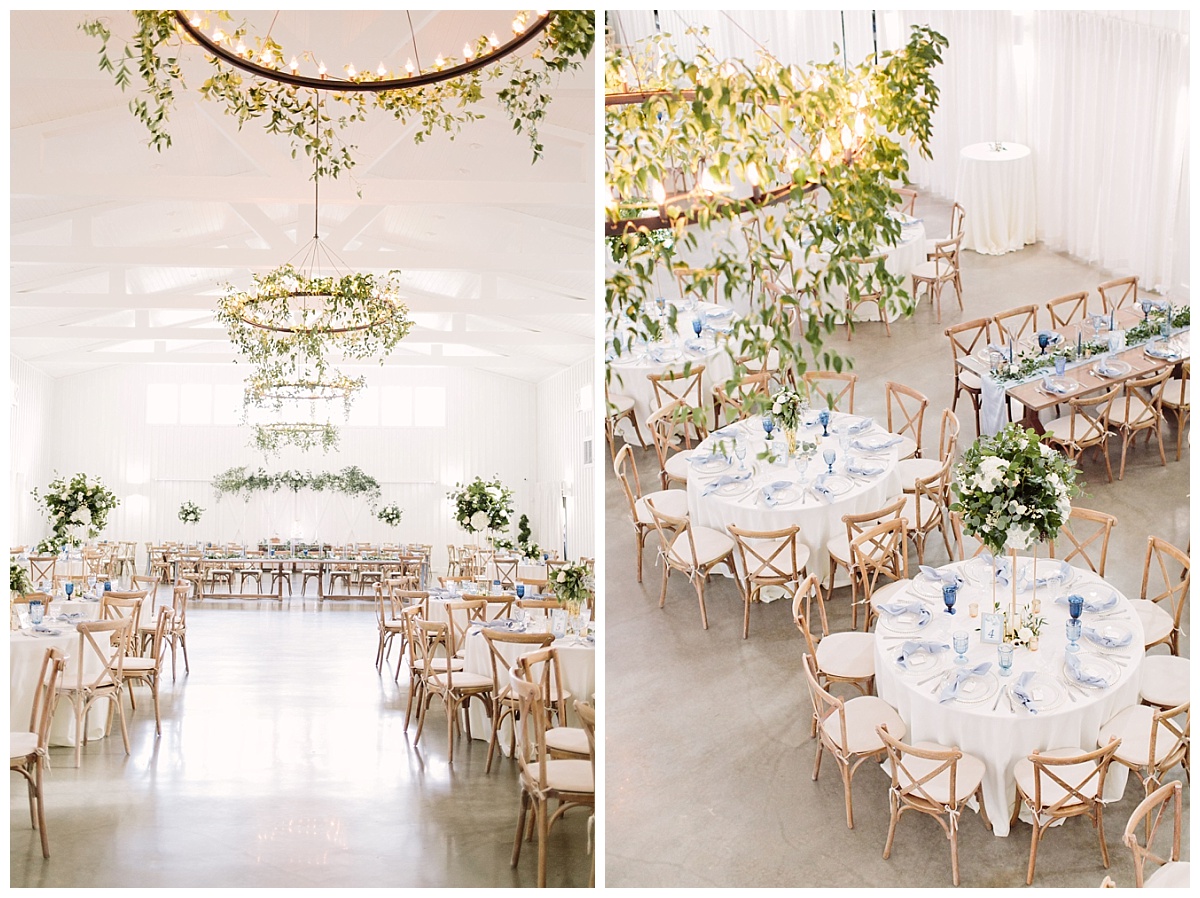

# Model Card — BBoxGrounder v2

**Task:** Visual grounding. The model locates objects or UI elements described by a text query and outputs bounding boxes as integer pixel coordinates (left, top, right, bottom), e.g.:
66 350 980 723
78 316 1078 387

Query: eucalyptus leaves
212 465 381 502
80 10 595 177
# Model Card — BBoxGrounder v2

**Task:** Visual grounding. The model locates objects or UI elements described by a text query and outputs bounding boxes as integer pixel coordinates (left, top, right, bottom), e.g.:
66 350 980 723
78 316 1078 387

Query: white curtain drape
607 9 1190 298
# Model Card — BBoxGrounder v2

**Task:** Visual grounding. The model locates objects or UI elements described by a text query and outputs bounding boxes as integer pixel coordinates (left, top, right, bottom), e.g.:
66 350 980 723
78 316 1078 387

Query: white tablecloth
608 299 737 442
463 626 596 751
687 413 903 581
10 621 108 748
955 142 1036 255
816 218 929 321
874 558 1144 837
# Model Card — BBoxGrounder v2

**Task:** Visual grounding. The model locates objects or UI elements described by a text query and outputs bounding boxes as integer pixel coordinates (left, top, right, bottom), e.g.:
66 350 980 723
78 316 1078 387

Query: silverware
1058 672 1081 702
916 670 944 686
991 686 1005 711
929 671 954 695
1005 686 1016 713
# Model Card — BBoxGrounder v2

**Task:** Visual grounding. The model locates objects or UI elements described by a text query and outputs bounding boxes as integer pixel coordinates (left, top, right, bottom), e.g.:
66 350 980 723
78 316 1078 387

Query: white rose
772 402 782 414
556 571 566 583
469 511 489 530
1018 626 1033 643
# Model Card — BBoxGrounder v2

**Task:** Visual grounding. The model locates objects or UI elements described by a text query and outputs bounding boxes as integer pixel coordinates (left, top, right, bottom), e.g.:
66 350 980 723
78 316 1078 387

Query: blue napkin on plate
851 434 902 452
1010 671 1039 714
895 639 950 670
684 339 707 353
918 565 962 588
702 470 752 496
712 423 743 439
876 602 929 619
1064 653 1112 687
704 307 734 320
55 612 85 622
1022 559 1071 589
1041 374 1069 394
844 417 873 435
939 662 993 703
31 626 63 636
1037 330 1061 345
808 475 835 504
1096 359 1122 377
1055 591 1118 614
980 551 1012 587
846 458 885 477
478 618 524 632
761 480 794 507
648 346 675 363
690 450 730 468
1083 626 1132 649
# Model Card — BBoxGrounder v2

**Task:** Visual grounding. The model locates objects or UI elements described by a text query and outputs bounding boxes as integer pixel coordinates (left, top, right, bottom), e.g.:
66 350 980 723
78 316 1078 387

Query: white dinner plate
911 574 947 599
714 479 752 498
763 486 802 506
1092 359 1131 378
1075 582 1118 610
1013 673 1065 712
822 475 853 496
951 670 999 704
1044 375 1081 393
1083 622 1133 651
691 454 732 475
831 415 870 434
893 645 947 675
1064 652 1120 689
646 347 683 364
1145 338 1185 360
880 607 932 633
962 557 995 587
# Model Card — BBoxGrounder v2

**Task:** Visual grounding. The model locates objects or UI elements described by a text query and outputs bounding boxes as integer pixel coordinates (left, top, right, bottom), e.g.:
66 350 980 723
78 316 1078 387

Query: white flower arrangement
448 476 514 534
950 424 1080 557
768 385 806 431
178 501 204 524
32 472 120 553
376 503 404 527
553 561 594 605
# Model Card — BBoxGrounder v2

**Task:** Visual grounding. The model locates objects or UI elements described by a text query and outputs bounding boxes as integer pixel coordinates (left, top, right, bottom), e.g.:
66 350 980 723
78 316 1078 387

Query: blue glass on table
997 643 1014 676
655 296 666 318
1055 356 1066 377
942 583 957 614
1038 332 1051 354
1068 594 1084 620
822 447 836 474
103 580 111 592
818 409 830 437
516 584 525 599
953 630 969 664
30 600 44 626
64 581 74 598
1141 299 1155 321
543 553 550 562
1160 319 1171 339
1065 617 1082 652
692 317 703 338
762 416 775 440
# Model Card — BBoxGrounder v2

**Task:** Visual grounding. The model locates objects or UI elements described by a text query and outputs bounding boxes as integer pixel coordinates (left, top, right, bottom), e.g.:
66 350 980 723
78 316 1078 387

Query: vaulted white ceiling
10 10 596 382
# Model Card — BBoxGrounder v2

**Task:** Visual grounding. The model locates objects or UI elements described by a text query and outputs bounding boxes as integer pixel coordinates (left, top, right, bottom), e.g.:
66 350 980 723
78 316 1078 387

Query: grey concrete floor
603 195 1191 888
10 591 592 887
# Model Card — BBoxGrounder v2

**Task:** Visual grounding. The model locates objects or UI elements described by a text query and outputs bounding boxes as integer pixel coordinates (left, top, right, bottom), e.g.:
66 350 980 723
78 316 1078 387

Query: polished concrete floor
604 195 1191 887
10 590 592 887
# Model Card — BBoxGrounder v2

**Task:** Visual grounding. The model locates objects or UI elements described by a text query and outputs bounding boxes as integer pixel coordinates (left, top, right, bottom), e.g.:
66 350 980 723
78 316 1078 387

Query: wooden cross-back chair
481 628 556 773
912 234 963 324
1097 275 1138 315
646 399 704 491
993 304 1039 346
647 366 708 447
1041 384 1122 483
1048 506 1116 577
672 265 721 304
894 187 918 216
843 255 892 340
792 573 876 724
1112 366 1171 481
58 618 133 767
1132 536 1190 656
11 647 67 858
850 517 910 632
1046 291 1091 329
1122 780 1186 888
802 370 856 414
712 371 771 428
884 381 928 461
945 317 992 436
612 443 689 584
727 523 809 640
826 495 907 600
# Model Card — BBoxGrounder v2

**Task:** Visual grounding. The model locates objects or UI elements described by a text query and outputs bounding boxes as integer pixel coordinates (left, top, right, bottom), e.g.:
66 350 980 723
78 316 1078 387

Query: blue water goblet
103 580 112 592
1065 618 1082 653
692 317 703 339
1038 332 1051 355
953 630 969 665
64 581 74 598
1160 319 1171 340
1054 356 1066 377
942 583 957 615
30 600 44 626
1067 594 1084 620
822 448 836 475
818 409 830 437
516 583 525 600
762 416 775 441
1141 299 1154 321
997 644 1014 676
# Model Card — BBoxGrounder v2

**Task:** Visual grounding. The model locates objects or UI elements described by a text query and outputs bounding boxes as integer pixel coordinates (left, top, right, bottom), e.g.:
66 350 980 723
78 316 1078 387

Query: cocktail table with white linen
873 557 1144 837
687 412 905 582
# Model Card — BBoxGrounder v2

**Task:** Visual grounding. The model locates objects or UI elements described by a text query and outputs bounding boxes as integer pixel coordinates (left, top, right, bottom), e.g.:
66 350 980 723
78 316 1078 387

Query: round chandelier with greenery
251 421 340 455
80 9 596 176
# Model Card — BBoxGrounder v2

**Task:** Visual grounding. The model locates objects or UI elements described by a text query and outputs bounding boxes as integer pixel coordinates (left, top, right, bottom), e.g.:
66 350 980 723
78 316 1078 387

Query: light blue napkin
808 475 835 504
702 470 752 496
1055 591 1118 614
31 626 63 636
648 346 675 363
939 662 993 703
980 551 1012 587
704 307 734 321
761 480 794 507
684 339 707 354
846 458 885 477
478 618 524 632
918 565 963 588
1096 359 1122 376
851 434 902 452
690 450 730 468
1064 653 1112 687
55 612 85 622
895 639 950 670
1042 374 1068 394
876 602 931 622
1010 671 1039 714
712 424 743 439
1083 626 1132 649
1022 559 1071 589
845 417 873 435
1037 330 1061 345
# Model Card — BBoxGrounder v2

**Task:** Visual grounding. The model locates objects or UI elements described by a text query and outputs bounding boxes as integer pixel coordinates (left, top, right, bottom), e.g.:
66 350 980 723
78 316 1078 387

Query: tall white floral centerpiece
449 476 514 547
950 424 1079 642
32 473 121 554
769 385 807 454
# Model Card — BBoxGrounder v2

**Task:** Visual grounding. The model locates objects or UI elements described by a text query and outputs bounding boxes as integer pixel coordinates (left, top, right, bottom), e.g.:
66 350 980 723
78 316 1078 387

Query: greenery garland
80 10 595 178
31 473 121 553
212 465 380 501
605 26 947 417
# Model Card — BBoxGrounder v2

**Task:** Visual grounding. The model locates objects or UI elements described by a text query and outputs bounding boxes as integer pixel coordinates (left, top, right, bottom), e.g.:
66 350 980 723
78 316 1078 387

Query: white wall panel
9 355 55 547
535 358 595 561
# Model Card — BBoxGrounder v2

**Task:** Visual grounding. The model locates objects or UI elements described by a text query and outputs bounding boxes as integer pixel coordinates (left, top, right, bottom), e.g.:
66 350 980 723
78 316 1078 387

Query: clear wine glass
734 440 748 470
822 447 836 474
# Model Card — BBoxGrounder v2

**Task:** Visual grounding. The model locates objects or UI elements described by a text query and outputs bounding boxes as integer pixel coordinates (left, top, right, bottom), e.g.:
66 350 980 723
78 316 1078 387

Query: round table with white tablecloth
955 142 1036 255
607 299 737 443
10 616 108 748
873 557 1144 837
686 412 904 582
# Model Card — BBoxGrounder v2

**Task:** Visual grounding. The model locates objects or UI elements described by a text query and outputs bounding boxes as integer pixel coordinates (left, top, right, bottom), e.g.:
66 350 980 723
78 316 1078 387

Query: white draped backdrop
608 10 1190 299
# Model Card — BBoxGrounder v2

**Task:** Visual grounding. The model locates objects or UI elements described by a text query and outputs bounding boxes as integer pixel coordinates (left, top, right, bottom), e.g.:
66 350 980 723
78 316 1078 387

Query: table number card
980 612 1005 644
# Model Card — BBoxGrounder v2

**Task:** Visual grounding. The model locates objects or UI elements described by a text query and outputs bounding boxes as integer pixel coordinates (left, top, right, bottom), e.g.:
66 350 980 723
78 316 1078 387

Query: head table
873 557 1144 837
686 411 904 581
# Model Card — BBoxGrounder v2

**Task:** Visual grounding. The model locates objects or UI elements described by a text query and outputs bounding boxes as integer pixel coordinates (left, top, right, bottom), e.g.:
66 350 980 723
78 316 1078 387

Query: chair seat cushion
542 758 594 795
1042 415 1104 445
957 368 982 391
1098 705 1184 768
1139 655 1190 707
869 580 914 610
1144 861 1191 888
896 742 987 804
822 695 906 756
1013 747 1103 808
10 732 37 759
896 457 942 488
1108 396 1156 429
664 451 694 483
670 527 734 568
635 489 689 525
120 658 157 673
428 671 493 691
826 533 852 566
545 726 590 756
1161 381 1190 408
608 392 636 415
1128 599 1175 647
893 436 918 461
816 632 876 680
911 259 954 281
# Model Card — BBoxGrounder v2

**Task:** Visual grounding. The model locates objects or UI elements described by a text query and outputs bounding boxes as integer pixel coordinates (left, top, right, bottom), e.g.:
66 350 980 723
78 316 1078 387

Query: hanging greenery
212 465 381 501
31 473 122 553
250 422 340 455
605 26 948 421
79 10 596 178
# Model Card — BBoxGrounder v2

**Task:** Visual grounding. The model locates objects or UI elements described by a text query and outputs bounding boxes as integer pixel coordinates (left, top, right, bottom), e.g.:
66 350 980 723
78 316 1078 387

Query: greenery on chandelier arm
31 472 121 553
251 423 340 455
212 465 381 501
80 10 595 177
178 501 204 524
605 26 947 409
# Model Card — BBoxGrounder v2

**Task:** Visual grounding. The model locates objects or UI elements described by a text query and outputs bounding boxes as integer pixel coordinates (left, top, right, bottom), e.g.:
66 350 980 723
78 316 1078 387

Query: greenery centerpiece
950 424 1080 640
552 561 593 613
32 473 121 554
10 559 34 597
178 501 204 524
449 476 514 541
768 385 807 452
376 504 404 527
